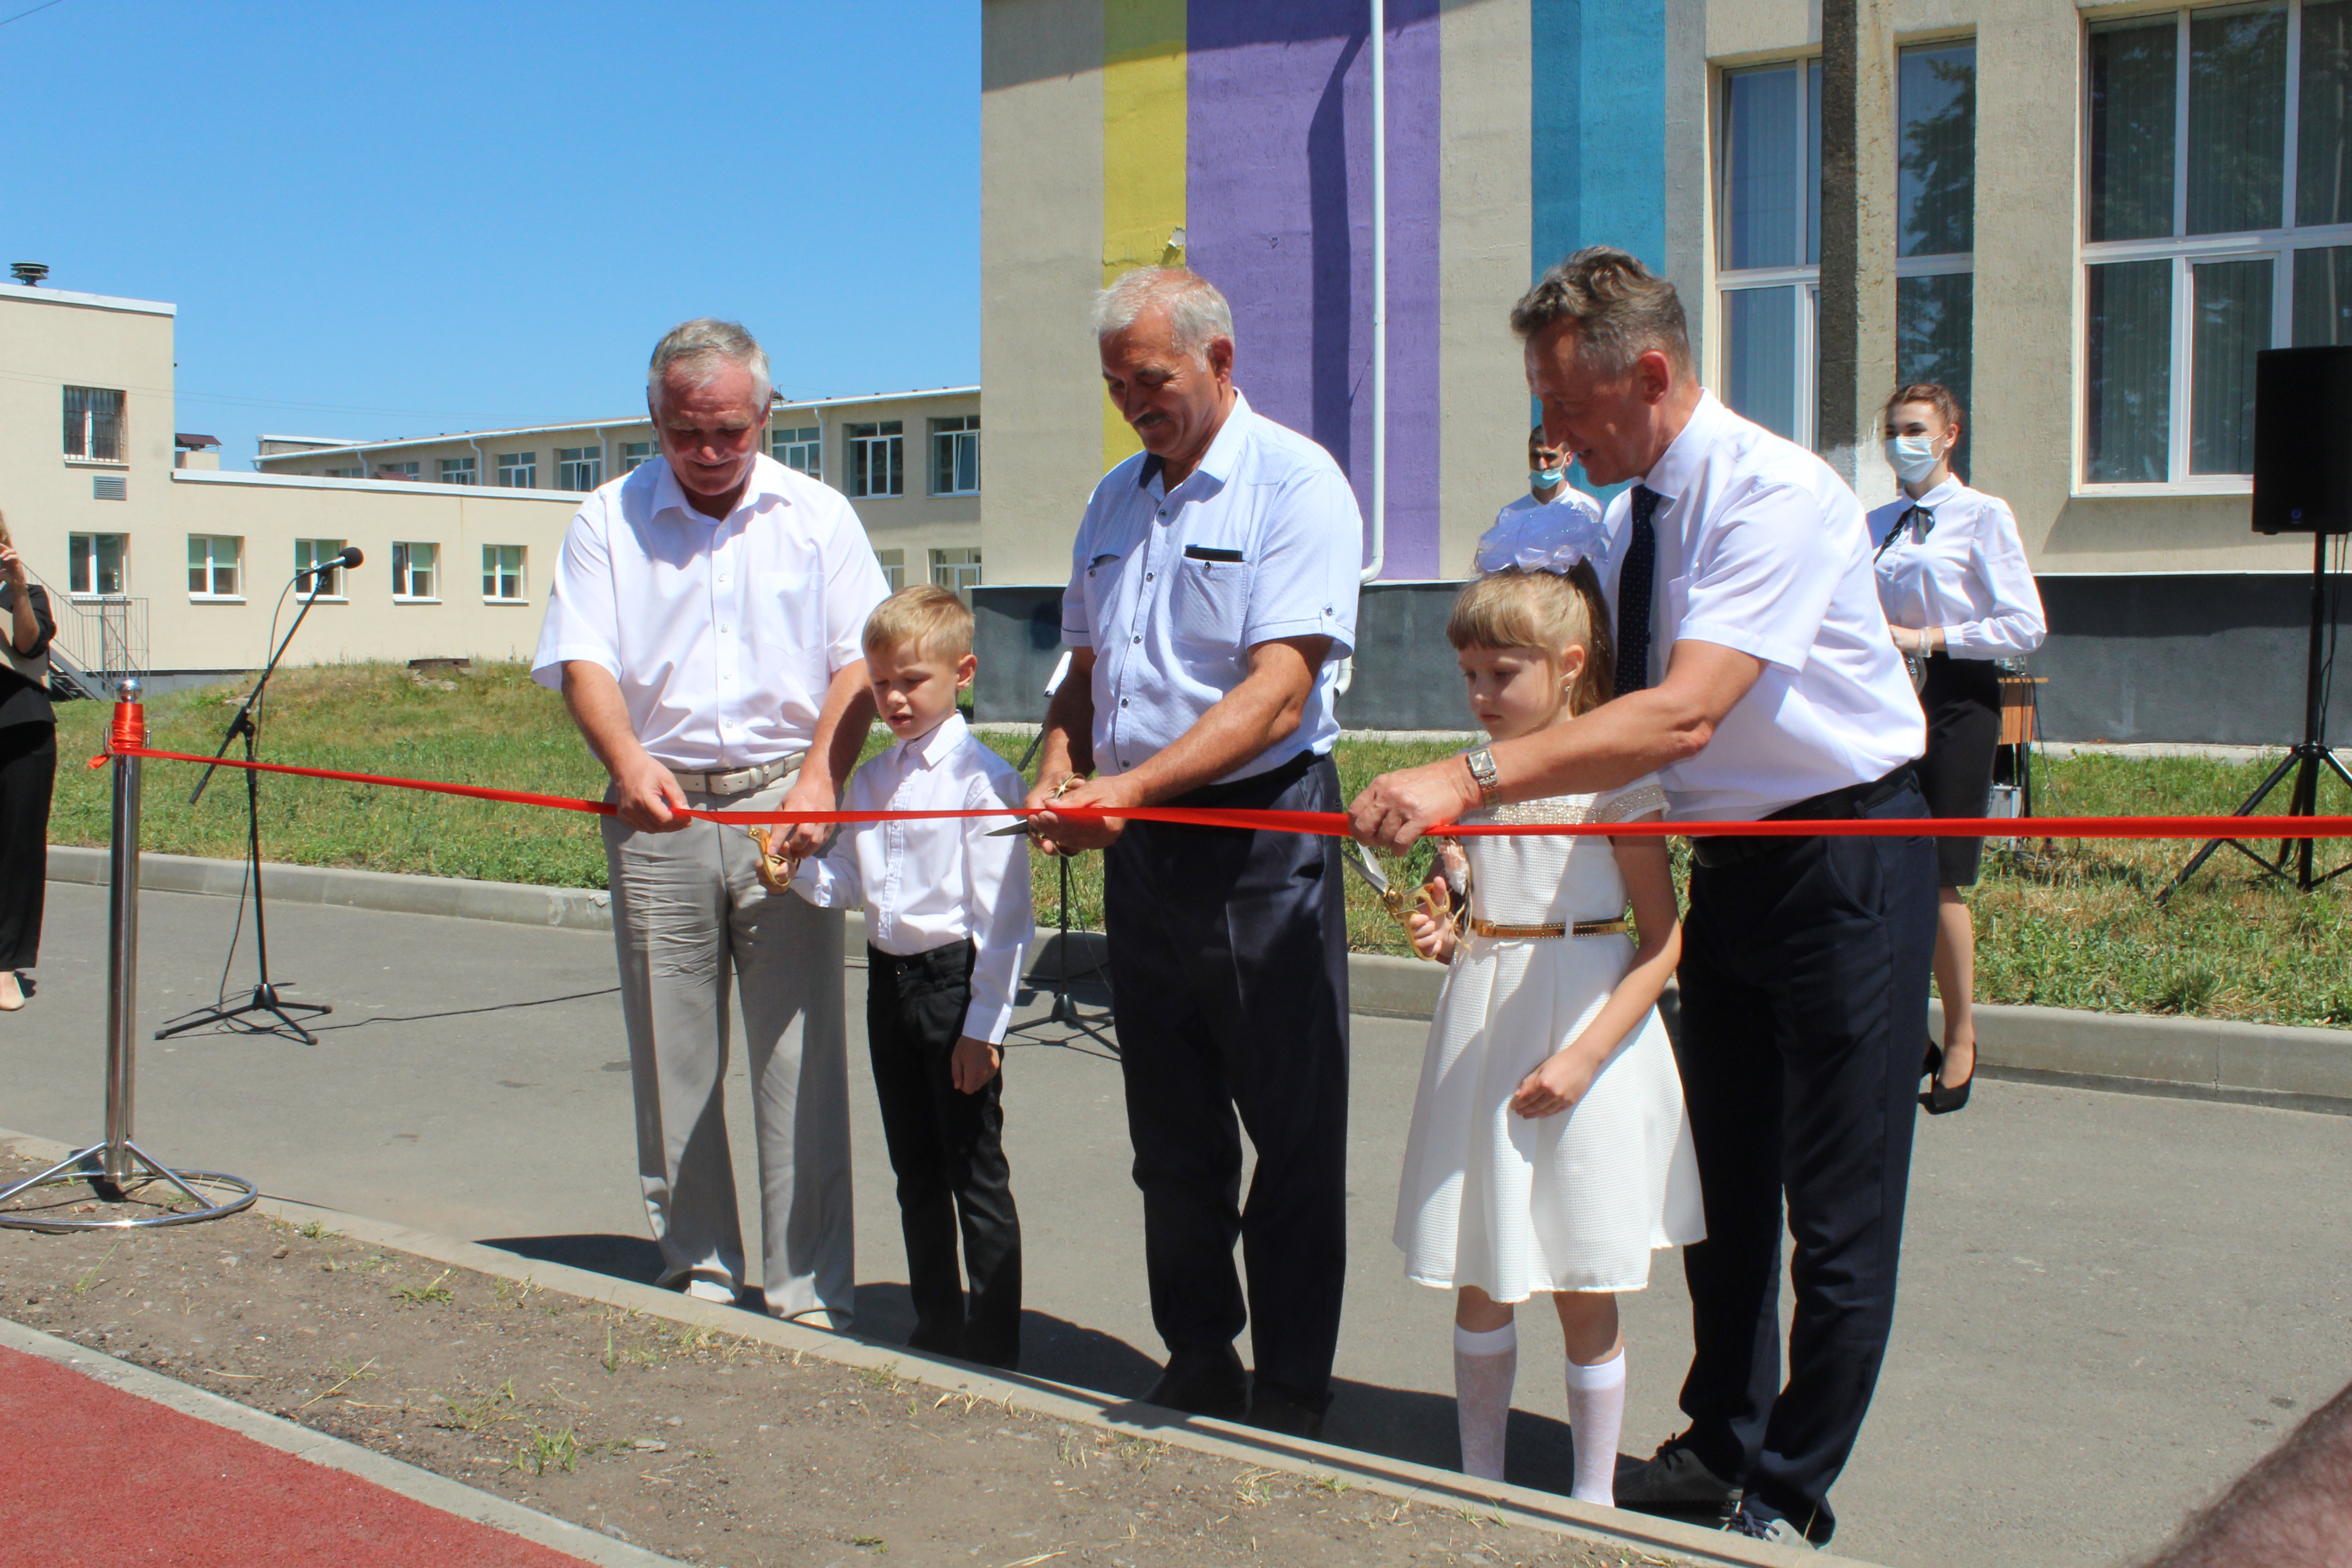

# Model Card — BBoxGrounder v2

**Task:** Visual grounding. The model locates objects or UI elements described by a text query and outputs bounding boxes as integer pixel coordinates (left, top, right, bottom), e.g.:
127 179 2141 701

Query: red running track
0 1343 592 1568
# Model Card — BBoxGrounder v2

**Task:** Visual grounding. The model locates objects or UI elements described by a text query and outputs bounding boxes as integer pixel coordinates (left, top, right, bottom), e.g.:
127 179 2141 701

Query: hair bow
1475 499 1612 576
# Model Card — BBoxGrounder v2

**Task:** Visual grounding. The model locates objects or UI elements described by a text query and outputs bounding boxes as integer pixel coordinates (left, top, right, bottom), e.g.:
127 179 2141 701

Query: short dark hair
1509 247 1692 377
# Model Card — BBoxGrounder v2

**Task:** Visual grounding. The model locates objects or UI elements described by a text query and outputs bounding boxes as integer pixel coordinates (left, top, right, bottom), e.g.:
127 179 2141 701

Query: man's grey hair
1509 247 1692 378
1091 267 1236 357
647 318 773 408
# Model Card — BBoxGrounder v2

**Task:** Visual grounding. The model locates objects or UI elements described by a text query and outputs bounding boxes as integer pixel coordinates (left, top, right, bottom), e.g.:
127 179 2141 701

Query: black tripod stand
1007 656 1116 1051
2159 529 2352 902
157 553 356 1043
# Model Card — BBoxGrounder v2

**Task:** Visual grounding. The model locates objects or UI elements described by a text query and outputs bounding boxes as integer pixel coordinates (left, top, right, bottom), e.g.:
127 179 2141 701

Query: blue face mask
1531 466 1564 492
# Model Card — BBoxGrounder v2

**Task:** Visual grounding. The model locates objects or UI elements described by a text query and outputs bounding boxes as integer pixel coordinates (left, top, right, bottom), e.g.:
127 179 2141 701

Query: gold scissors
1344 841 1453 957
986 772 1087 838
745 825 800 895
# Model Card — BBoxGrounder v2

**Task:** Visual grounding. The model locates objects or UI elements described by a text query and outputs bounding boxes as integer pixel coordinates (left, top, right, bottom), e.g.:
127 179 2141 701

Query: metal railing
47 590 147 693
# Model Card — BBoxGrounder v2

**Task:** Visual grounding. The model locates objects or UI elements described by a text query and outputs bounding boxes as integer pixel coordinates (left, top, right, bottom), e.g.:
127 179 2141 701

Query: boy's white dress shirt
794 713 1033 1044
1863 477 2047 659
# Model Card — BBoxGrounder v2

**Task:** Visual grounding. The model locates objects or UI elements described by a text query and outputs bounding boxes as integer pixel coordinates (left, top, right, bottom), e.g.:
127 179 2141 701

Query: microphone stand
1009 651 1115 1051
156 562 343 1044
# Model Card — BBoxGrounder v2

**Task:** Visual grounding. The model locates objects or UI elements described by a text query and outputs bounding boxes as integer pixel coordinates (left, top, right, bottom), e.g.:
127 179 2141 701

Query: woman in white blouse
1869 383 2046 1115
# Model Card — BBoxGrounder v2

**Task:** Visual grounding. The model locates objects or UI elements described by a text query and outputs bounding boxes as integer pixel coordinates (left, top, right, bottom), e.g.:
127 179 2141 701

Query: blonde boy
789 585 1031 1367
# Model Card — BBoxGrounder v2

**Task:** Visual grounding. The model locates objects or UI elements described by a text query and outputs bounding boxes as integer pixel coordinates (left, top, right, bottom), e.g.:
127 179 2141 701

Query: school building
972 0 2352 746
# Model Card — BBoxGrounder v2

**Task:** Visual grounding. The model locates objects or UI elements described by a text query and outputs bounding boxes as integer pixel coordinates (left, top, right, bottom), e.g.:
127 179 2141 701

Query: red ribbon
87 743 2352 842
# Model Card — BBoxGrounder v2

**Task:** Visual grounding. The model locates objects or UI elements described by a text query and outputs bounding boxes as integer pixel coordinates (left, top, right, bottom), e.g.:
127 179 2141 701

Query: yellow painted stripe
1100 0 1186 469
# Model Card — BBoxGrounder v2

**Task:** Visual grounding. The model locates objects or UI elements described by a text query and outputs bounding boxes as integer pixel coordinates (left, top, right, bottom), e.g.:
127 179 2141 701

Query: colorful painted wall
980 0 1703 587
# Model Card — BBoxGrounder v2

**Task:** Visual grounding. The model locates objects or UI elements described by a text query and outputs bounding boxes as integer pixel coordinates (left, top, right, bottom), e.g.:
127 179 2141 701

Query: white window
876 548 906 591
621 440 657 473
1718 59 1823 445
773 425 822 477
186 534 242 599
556 446 603 491
295 538 348 598
68 533 127 597
440 456 477 485
482 544 527 602
1897 41 1976 478
63 386 126 462
496 451 536 488
846 421 903 498
378 461 420 481
930 546 982 598
324 466 363 479
930 415 980 495
2083 2 2352 486
392 541 439 600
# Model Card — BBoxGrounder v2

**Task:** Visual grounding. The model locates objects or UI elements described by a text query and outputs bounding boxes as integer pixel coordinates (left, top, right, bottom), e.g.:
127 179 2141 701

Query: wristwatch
1464 745 1504 808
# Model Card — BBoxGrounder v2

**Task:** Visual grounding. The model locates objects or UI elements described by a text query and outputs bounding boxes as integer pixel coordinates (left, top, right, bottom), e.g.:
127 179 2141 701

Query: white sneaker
682 1279 737 1304
1616 1442 1740 1507
1725 1510 1816 1550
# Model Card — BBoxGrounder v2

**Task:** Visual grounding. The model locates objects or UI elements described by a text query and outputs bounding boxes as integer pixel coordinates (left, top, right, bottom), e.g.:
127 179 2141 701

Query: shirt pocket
1079 552 1125 641
1170 556 1254 653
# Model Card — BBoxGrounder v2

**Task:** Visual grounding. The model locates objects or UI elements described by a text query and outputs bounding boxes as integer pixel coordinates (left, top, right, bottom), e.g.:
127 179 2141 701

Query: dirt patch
0 1154 1677 1568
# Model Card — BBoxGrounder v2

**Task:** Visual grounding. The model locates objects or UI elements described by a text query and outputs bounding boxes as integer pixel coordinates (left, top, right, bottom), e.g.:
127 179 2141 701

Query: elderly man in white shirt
1026 267 1362 1440
1351 250 1936 1550
533 318 889 1329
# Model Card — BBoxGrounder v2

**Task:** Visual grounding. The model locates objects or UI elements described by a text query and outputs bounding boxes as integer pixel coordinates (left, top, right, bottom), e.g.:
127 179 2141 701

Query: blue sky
1 0 979 467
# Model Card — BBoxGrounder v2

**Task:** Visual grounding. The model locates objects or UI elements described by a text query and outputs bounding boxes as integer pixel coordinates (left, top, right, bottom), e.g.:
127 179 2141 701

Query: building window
930 546 982 598
68 533 127 597
846 421 903 498
2083 2 2352 485
378 461 420 481
1897 40 1976 479
187 535 242 599
556 446 603 491
440 456 477 485
392 541 439 600
324 466 363 479
931 415 981 495
1717 59 1823 444
497 451 537 488
773 425 822 478
482 544 526 602
295 538 348 598
621 441 657 474
875 548 906 591
63 386 126 462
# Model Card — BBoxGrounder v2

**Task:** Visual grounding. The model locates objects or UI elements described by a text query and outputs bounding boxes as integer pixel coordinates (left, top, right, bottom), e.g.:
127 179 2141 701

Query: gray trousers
603 773 854 1323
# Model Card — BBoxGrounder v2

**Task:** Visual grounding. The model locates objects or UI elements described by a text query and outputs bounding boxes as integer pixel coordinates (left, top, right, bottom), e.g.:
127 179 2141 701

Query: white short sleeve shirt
1864 477 2048 659
531 453 890 770
1060 390 1362 783
1602 392 1927 822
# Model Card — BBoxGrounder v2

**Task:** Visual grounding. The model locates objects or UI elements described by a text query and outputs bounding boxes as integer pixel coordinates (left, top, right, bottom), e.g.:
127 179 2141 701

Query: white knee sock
1452 1322 1518 1482
1563 1347 1627 1506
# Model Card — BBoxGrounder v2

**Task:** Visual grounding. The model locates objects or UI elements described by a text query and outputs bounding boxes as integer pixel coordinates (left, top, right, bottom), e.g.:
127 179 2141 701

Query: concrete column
1814 0 1897 497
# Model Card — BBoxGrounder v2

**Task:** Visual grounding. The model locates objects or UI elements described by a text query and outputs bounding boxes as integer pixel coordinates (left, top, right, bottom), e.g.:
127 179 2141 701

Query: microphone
295 544 363 584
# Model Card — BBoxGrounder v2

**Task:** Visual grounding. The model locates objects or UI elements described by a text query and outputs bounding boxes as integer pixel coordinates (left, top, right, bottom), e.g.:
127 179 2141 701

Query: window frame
772 425 823 478
929 416 981 496
62 385 127 466
481 543 528 604
67 532 129 598
294 538 349 601
845 421 904 499
875 548 907 591
439 456 477 485
929 545 983 598
1715 57 1825 448
495 451 538 489
555 446 603 492
620 441 658 474
2076 0 2352 493
391 540 441 603
186 534 244 602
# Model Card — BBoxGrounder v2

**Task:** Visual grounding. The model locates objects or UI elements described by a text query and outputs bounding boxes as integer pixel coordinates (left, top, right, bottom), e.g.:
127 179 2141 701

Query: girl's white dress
1394 777 1705 1300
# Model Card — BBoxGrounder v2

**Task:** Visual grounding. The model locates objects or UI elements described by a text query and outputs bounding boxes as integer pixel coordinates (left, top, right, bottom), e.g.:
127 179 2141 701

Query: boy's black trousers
865 938 1023 1368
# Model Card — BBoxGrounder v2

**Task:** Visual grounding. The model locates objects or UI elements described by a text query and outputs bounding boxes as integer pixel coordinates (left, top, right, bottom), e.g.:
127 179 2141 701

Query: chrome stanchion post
0 679 259 1231
101 679 143 1190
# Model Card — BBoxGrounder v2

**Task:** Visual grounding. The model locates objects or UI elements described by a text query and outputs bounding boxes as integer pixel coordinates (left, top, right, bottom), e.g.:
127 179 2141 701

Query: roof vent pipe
10 262 48 286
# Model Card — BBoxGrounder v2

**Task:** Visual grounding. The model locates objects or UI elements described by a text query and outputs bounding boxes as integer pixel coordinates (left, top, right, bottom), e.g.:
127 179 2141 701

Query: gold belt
1468 917 1631 940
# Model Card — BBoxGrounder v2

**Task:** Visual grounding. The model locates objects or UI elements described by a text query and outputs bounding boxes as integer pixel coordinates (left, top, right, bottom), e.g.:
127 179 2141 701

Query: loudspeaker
2253 344 2352 535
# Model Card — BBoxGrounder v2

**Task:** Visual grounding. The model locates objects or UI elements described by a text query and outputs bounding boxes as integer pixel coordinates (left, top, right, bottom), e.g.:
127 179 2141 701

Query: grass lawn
49 662 2352 1029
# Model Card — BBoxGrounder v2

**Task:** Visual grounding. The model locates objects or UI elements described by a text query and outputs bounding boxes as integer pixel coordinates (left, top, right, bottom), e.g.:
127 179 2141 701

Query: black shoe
1922 1038 1942 1078
1244 1379 1329 1440
1921 1036 1974 1115
1143 1347 1248 1420
906 1322 965 1359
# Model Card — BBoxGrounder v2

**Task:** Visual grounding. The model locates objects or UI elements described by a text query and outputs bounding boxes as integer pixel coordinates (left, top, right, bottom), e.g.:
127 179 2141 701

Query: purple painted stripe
1184 0 1441 580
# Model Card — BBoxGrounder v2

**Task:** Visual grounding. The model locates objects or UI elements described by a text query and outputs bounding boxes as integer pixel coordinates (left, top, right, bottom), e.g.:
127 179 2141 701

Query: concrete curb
49 847 2352 1111
0 1313 686 1567
0 1123 1854 1568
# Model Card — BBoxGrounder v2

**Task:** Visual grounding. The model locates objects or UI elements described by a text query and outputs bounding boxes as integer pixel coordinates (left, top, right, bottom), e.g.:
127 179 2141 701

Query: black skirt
1916 654 2002 887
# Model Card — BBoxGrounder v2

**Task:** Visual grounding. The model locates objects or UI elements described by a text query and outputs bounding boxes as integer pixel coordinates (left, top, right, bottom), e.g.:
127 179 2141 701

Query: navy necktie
1613 485 1659 698
1877 504 1934 558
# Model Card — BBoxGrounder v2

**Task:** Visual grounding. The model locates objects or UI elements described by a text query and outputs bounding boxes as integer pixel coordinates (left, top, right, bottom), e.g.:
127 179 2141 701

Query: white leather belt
667 753 804 799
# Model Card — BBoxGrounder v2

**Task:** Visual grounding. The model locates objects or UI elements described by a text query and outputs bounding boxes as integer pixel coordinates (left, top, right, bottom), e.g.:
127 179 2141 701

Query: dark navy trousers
1673 781 1939 1544
1102 751 1351 1406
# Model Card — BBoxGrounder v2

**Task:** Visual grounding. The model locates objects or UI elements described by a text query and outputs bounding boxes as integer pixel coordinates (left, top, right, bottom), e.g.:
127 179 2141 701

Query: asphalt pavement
7 881 2350 1568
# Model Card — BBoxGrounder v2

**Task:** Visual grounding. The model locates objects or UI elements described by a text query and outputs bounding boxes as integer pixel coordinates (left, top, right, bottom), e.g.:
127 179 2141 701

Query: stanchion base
0 1141 258 1233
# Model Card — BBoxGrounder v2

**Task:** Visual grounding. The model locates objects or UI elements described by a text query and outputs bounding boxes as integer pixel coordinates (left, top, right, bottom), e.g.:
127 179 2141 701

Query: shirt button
1120 698 1129 707
1146 572 1154 581
1132 635 1142 644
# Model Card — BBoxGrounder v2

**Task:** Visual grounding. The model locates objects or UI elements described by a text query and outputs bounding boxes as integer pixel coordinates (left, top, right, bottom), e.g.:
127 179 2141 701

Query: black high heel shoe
1920 1037 1972 1115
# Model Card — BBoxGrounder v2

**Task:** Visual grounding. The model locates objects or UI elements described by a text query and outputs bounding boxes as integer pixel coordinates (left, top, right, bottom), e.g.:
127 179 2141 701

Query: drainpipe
592 425 608 488
470 436 486 486
1361 0 1386 584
